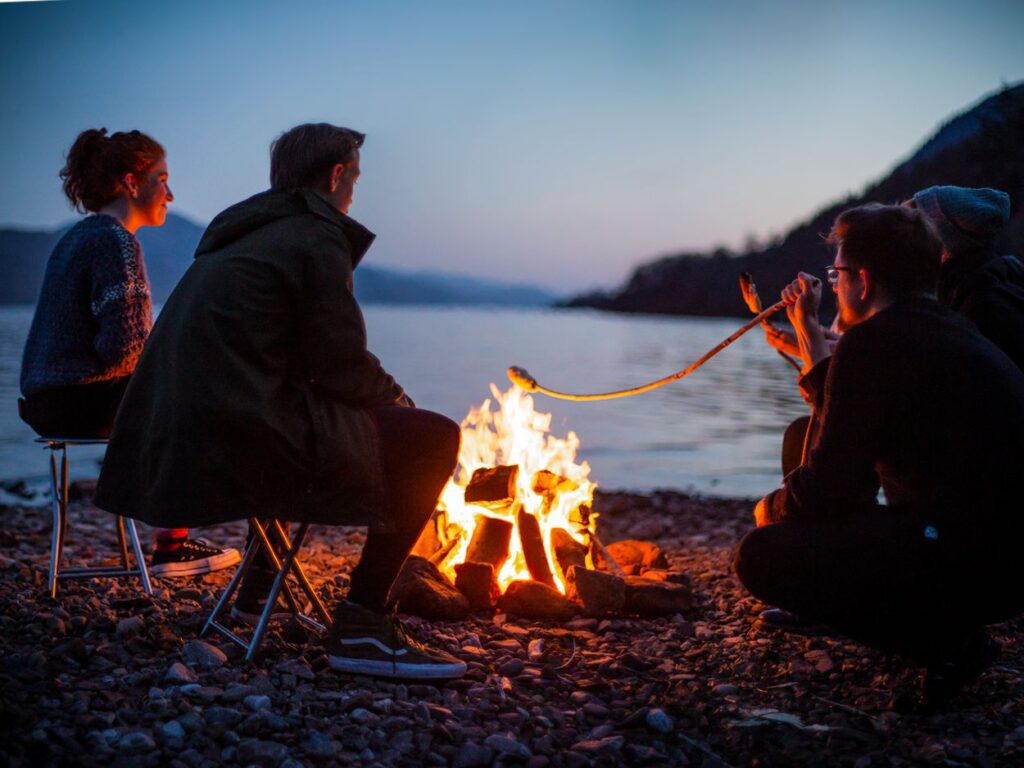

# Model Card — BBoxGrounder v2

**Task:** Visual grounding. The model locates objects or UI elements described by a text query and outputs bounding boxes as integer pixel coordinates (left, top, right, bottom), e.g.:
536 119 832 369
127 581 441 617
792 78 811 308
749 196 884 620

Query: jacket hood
195 188 376 265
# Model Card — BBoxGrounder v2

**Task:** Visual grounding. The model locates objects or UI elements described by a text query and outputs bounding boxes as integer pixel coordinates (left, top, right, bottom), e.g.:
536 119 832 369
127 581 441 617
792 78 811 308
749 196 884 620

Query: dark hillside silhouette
565 83 1024 319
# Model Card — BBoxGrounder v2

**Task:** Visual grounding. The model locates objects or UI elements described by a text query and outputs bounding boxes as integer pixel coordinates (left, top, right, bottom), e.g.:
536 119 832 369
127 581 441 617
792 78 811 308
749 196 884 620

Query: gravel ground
1 489 1022 767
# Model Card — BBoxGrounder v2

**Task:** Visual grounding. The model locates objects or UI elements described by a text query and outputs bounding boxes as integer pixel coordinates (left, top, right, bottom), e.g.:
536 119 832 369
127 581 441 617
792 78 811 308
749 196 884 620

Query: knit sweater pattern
21 215 153 396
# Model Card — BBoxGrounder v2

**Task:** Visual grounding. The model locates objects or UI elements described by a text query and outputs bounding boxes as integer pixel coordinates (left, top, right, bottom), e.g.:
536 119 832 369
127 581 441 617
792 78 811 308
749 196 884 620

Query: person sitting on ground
734 203 1024 710
94 123 467 680
765 186 1022 477
908 185 1024 371
19 128 239 578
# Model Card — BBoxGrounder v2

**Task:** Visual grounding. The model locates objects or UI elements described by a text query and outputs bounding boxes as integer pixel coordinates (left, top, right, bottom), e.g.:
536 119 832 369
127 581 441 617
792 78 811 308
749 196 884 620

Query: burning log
464 515 514 572
516 506 556 588
454 561 497 610
550 528 588 583
565 565 626 617
464 465 519 509
603 540 669 575
498 580 578 621
624 576 693 617
390 556 470 621
531 470 579 497
410 509 447 559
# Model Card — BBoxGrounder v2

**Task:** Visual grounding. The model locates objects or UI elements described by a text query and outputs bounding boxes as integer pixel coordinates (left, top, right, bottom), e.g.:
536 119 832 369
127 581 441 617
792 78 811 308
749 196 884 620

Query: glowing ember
433 385 597 594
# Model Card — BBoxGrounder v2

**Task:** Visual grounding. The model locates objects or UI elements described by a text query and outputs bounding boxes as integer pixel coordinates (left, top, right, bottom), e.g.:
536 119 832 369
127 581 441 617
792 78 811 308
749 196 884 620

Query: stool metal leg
202 530 261 642
249 522 312 660
116 516 130 569
269 520 331 626
123 517 153 595
47 445 64 599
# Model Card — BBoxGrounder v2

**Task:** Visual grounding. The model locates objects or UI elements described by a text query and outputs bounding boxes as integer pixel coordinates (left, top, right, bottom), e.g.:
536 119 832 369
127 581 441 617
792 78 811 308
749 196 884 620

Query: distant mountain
564 83 1024 319
0 213 557 307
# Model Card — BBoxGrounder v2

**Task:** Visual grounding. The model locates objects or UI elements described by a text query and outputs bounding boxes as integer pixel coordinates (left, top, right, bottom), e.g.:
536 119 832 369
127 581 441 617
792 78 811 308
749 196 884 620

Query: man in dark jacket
735 204 1024 709
910 186 1024 371
95 123 466 680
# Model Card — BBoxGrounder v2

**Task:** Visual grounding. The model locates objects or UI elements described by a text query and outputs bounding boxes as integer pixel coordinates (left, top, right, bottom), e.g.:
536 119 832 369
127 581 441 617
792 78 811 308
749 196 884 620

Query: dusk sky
1 0 1022 292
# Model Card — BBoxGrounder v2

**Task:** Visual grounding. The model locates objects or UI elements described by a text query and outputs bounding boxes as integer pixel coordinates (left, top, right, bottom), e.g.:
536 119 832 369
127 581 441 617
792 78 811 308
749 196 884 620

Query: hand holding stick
508 301 786 401
739 272 801 372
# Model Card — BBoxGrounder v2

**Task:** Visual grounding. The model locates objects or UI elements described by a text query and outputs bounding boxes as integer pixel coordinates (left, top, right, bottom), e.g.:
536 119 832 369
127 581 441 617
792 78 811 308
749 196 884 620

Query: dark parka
94 189 407 530
938 250 1024 372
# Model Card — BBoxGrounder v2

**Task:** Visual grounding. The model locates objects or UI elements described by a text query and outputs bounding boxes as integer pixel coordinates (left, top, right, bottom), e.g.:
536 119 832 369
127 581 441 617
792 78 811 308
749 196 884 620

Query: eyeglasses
825 264 853 284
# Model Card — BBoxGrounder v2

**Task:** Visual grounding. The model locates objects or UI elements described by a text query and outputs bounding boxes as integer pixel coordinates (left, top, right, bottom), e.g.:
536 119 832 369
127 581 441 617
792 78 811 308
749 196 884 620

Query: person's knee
435 414 461 472
733 526 782 603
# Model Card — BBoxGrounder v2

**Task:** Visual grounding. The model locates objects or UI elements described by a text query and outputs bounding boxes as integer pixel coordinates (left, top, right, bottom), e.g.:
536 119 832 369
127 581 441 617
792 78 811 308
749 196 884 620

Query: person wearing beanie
909 186 1024 371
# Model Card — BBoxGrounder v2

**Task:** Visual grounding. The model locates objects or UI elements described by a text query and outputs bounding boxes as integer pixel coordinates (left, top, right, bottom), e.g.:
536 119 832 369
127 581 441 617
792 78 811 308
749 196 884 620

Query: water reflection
0 305 809 498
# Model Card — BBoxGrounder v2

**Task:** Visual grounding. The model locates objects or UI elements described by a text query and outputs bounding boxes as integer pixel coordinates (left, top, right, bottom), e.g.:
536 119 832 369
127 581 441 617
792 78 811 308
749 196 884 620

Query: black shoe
919 630 999 712
757 608 828 635
150 538 241 577
229 564 310 627
326 602 467 680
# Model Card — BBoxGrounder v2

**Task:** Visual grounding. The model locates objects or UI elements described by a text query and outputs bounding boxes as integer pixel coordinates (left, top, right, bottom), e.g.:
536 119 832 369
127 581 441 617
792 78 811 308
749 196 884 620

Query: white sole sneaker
149 547 241 578
328 654 467 680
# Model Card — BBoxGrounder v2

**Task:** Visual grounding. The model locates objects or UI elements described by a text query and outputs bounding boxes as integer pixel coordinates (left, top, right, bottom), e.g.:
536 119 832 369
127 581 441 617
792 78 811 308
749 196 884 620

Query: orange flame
437 384 596 593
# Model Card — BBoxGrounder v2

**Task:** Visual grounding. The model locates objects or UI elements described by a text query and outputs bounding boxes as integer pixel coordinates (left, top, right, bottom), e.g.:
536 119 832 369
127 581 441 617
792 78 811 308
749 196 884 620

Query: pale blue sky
1 0 1022 290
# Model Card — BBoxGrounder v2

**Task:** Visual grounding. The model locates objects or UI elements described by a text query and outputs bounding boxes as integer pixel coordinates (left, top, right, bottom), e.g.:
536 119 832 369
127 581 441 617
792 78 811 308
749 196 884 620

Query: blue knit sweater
21 215 153 396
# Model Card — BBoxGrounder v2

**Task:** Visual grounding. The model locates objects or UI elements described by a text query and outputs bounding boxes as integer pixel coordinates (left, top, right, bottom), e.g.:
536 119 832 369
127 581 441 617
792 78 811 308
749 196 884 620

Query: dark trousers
20 378 132 438
781 414 813 477
734 508 1024 663
250 406 460 613
348 406 460 610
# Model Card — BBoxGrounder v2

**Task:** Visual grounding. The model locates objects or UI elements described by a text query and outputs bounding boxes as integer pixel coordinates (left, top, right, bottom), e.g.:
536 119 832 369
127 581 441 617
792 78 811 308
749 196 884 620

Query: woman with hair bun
20 128 238 577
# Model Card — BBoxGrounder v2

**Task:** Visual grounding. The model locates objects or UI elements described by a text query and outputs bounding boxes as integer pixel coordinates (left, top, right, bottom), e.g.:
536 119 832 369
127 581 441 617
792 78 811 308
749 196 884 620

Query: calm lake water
0 305 808 499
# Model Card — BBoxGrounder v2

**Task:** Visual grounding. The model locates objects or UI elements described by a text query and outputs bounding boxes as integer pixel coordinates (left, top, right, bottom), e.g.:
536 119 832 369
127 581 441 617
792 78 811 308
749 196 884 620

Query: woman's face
132 158 174 227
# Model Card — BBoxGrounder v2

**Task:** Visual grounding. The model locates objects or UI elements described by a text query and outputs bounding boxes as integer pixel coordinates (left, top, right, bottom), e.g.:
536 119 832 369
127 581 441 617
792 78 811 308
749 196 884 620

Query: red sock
155 528 189 553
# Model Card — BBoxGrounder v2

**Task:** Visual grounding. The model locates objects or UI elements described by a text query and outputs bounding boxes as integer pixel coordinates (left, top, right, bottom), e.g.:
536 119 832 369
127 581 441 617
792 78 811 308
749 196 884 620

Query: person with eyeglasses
734 203 1024 711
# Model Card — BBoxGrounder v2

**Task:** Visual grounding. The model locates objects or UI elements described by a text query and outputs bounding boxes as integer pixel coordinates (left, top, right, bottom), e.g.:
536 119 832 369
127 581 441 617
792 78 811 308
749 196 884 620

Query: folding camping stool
38 437 153 598
202 518 333 659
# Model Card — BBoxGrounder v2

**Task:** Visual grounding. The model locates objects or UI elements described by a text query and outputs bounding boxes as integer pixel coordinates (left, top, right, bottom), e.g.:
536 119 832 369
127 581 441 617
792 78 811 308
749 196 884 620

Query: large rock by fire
601 539 669 575
498 580 578 621
565 565 626 617
624 576 693 617
390 556 470 621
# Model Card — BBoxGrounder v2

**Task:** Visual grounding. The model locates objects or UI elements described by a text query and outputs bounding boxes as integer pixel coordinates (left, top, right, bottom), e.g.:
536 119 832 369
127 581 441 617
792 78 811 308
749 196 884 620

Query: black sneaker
757 608 829 636
919 629 999 712
326 602 467 680
150 538 241 577
229 563 310 627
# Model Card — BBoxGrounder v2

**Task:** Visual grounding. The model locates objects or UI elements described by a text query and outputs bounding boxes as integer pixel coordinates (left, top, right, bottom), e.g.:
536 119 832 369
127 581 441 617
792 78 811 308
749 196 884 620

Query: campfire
399 386 693 621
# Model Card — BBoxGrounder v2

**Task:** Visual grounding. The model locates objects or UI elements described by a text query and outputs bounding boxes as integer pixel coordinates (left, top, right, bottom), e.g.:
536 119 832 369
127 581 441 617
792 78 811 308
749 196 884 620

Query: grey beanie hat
912 185 1010 254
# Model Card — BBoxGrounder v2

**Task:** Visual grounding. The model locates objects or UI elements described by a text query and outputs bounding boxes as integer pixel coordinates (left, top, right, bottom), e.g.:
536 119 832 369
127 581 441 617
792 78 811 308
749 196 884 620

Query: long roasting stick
508 301 786 401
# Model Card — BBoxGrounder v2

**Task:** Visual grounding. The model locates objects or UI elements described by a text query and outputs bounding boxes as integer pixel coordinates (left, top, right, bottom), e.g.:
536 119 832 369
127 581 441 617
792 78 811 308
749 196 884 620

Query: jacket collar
299 189 376 267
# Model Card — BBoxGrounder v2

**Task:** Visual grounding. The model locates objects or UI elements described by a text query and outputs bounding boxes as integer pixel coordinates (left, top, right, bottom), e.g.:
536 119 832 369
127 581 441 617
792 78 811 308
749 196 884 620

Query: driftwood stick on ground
464 514 514 572
516 505 556 588
589 531 626 577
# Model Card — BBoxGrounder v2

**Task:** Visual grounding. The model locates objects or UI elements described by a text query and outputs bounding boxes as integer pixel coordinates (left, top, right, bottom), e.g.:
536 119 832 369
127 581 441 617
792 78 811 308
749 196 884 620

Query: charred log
516 507 556 588
549 528 588 583
454 561 497 610
464 515 514 572
565 565 626 617
464 465 519 509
